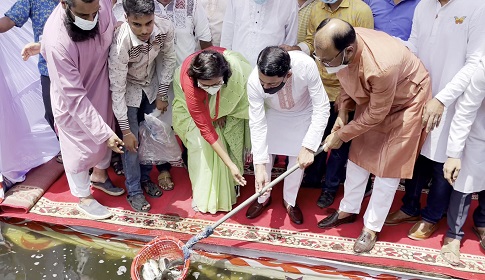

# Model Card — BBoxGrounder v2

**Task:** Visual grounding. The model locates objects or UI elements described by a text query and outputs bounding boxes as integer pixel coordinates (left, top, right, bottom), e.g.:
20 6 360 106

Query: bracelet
123 132 132 137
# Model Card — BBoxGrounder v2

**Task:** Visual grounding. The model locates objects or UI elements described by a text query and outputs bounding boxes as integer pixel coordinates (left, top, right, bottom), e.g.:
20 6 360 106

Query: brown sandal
158 170 174 191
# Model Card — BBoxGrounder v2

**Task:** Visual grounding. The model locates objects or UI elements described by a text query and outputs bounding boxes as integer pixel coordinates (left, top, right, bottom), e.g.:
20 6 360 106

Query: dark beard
63 9 99 42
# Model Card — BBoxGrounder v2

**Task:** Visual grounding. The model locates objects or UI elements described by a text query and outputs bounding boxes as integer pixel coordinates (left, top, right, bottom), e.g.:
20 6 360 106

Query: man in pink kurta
314 18 431 253
41 0 125 219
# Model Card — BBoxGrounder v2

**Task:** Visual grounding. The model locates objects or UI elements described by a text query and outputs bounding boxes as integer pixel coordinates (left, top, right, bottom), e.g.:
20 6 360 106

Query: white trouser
256 155 304 206
339 160 400 232
65 149 112 198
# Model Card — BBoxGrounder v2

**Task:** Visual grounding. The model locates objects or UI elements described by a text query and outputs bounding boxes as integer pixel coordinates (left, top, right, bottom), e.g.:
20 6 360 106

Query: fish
148 259 162 278
142 263 156 280
160 258 184 280
159 257 169 271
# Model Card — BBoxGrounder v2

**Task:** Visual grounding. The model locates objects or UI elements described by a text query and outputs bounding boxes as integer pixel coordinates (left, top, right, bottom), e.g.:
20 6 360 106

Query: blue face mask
253 0 268 4
321 0 338 4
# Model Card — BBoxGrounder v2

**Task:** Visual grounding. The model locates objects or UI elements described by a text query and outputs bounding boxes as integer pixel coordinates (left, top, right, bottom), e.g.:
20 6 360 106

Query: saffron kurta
447 58 485 193
336 28 432 179
41 0 115 174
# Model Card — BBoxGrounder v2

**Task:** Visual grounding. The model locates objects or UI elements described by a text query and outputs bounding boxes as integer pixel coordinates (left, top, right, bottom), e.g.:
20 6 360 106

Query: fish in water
141 258 185 280
141 262 156 280
161 259 184 280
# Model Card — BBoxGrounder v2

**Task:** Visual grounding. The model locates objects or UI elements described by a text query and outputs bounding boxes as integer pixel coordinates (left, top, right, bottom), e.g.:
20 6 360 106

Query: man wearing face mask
314 18 431 253
246 46 330 224
280 0 374 206
41 0 126 220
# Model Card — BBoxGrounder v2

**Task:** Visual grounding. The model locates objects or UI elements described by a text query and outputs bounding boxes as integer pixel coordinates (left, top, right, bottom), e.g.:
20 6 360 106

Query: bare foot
337 211 353 219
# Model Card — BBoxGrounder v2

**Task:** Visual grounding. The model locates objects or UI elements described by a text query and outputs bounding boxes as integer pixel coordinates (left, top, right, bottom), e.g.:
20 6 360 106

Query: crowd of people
0 0 485 267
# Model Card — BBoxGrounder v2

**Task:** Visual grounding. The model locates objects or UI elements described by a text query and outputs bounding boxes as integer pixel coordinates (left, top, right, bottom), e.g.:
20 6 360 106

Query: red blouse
180 46 226 145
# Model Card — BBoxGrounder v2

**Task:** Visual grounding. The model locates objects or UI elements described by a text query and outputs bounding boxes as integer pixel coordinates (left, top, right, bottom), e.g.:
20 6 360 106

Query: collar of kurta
128 23 161 47
320 0 350 12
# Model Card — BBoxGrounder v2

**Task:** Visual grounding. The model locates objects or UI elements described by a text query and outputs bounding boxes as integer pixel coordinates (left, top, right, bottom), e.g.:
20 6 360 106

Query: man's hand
422 98 444 133
21 42 41 61
323 132 343 152
443 157 461 185
332 111 348 133
279 44 300 52
229 163 247 186
254 164 270 195
213 116 226 128
297 147 314 169
123 132 138 153
107 133 124 153
156 99 169 113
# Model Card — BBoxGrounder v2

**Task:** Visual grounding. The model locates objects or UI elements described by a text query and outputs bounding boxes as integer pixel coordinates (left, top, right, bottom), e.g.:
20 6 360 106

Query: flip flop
141 180 162 197
472 226 485 251
127 194 151 212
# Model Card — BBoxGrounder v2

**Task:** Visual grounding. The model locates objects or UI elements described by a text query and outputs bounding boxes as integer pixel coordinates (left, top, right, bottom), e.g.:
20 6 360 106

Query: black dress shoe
317 211 357 229
283 200 303 224
246 197 271 219
316 191 335 208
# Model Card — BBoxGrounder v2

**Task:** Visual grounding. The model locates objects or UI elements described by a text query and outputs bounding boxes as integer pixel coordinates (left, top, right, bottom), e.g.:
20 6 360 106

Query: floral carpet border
30 197 485 275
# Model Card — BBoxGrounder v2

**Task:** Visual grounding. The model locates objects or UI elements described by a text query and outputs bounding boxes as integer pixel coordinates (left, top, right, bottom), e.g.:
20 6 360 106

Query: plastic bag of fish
141 257 184 280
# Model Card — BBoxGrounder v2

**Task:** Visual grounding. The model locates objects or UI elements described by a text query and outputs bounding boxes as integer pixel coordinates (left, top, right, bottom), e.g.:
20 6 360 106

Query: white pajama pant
256 154 304 207
65 150 112 198
339 160 400 232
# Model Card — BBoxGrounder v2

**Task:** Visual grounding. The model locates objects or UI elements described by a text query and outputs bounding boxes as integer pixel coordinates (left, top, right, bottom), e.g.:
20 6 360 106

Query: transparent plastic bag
138 111 182 165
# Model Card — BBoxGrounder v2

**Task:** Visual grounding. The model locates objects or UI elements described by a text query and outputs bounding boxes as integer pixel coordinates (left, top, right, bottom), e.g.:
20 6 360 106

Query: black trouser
40 75 56 133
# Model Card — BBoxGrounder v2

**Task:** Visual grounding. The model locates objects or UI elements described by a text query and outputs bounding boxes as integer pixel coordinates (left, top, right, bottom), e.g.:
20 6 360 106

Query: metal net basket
131 236 190 280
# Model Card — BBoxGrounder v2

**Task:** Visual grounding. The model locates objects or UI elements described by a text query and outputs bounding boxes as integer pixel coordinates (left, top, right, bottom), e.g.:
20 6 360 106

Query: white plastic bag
138 110 182 165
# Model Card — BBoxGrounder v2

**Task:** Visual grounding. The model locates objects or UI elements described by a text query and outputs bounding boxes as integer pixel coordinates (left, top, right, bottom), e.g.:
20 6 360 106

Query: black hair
187 50 232 87
256 46 291 77
123 0 155 17
64 0 95 7
316 18 356 52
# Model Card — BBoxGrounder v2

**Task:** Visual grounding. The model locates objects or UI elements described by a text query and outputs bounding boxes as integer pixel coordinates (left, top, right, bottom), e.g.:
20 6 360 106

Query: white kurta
447 58 485 193
403 0 485 163
248 51 330 164
154 0 212 65
200 0 227 46
220 0 298 67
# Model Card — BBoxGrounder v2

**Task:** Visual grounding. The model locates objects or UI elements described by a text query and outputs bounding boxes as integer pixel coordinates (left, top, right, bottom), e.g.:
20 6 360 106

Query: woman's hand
213 116 226 128
229 163 247 186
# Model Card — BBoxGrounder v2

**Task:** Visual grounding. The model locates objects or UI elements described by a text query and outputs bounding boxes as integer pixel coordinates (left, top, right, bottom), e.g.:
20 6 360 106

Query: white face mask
198 82 223 96
321 0 338 3
71 9 99 31
324 50 348 74
253 0 268 4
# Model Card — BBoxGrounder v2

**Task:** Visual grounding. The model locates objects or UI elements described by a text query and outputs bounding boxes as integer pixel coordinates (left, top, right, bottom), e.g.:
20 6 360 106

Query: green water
0 221 277 280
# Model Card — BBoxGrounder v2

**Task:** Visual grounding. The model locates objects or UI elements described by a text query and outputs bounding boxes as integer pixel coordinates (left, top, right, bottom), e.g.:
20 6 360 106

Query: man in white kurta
220 0 298 67
200 0 227 46
246 47 329 224
154 0 212 65
441 57 485 266
41 0 125 220
385 0 485 240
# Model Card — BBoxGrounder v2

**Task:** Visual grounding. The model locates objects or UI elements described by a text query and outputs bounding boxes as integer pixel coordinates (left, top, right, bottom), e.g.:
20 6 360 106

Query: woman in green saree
172 47 252 214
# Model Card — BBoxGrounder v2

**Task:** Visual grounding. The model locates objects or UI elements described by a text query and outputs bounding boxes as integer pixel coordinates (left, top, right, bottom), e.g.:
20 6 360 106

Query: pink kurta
336 28 431 179
41 0 115 173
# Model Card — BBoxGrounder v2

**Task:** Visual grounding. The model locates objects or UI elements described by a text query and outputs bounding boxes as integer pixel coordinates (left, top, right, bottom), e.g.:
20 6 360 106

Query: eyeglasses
198 79 224 90
313 48 345 67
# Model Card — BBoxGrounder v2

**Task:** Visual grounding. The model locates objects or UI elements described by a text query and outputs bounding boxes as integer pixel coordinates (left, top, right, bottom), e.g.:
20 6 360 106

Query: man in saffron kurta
41 0 124 220
314 18 431 253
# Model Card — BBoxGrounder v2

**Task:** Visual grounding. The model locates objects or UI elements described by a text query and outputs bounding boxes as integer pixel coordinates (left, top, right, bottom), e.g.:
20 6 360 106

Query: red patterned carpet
1 164 484 279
